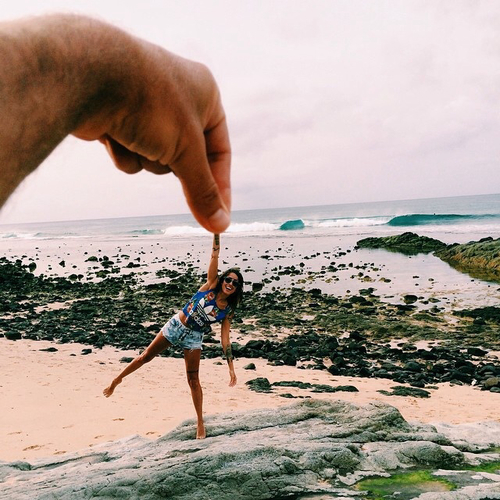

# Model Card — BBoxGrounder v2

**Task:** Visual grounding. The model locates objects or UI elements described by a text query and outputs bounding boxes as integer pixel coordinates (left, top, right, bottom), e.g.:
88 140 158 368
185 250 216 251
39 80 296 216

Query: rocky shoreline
2 234 500 499
1 240 500 395
357 232 500 281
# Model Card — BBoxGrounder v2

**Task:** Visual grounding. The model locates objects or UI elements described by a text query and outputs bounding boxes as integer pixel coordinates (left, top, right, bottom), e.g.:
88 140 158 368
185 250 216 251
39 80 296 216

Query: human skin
103 234 239 439
0 14 231 233
201 233 237 386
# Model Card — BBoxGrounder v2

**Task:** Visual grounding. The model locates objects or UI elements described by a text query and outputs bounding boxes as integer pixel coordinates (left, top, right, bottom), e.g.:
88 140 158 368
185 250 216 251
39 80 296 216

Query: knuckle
197 182 220 209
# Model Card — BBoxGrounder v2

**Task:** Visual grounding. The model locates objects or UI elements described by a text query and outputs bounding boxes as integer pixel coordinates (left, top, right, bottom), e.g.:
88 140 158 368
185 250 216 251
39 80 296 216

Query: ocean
1 193 499 310
1 193 500 243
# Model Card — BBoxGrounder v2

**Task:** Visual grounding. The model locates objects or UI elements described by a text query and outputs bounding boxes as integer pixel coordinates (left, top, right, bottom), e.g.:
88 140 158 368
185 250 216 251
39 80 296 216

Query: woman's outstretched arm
201 233 220 290
221 317 237 386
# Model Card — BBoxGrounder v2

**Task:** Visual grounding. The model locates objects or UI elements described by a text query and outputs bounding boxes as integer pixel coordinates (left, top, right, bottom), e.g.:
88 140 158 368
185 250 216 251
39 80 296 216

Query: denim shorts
161 314 203 351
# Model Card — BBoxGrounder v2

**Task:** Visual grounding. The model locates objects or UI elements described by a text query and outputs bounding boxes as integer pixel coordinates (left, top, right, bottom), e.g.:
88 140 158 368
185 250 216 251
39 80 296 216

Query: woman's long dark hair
215 268 244 312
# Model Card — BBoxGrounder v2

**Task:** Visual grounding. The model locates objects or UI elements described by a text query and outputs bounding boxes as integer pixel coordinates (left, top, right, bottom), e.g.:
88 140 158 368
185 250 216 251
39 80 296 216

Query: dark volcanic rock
378 385 431 398
403 294 419 305
356 232 447 255
2 256 500 388
454 306 500 325
4 332 22 340
270 380 359 393
245 377 272 392
467 347 489 357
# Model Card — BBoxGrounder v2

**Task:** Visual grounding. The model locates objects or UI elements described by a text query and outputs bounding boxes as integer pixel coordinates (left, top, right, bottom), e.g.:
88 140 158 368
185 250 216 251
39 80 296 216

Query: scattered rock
482 377 500 390
403 294 419 305
245 377 272 392
378 385 431 398
467 347 489 357
4 332 22 341
1 256 500 390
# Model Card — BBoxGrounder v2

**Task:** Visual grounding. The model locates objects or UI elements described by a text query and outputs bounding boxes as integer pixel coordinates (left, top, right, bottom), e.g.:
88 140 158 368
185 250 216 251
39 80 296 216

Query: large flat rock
1 400 499 499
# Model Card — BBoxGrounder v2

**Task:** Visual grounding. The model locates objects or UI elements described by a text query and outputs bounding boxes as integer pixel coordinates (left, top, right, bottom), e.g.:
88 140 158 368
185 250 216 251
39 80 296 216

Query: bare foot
196 422 206 439
103 378 121 398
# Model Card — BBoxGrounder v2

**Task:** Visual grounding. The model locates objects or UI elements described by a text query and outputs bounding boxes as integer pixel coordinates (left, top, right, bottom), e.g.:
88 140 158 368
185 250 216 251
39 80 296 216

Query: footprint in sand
23 444 43 451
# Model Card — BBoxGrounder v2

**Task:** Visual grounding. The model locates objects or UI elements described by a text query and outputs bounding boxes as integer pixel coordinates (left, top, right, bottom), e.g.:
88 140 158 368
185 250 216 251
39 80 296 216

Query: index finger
171 127 231 234
205 114 232 212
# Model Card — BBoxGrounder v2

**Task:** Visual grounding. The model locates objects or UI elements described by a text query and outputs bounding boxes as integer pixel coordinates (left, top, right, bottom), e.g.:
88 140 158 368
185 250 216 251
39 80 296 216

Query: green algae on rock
435 237 500 282
357 233 500 283
355 470 455 499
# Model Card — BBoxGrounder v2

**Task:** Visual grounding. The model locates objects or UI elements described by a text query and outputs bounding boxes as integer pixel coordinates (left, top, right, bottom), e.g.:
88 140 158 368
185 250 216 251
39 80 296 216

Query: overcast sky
1 0 499 224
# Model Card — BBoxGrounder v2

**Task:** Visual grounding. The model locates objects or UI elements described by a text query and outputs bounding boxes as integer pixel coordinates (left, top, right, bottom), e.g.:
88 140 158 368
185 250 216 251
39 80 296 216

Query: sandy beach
1 337 499 462
1 201 500 467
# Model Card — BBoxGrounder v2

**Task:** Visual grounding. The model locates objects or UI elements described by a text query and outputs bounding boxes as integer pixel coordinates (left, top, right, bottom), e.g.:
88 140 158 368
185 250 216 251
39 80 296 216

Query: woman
103 234 243 439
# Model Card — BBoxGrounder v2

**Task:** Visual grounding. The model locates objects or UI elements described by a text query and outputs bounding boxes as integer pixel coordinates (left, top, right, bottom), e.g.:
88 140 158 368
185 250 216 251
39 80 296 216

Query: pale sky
1 0 499 223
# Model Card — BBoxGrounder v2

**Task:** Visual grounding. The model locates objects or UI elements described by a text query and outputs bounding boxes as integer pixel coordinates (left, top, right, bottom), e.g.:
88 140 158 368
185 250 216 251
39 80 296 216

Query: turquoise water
0 193 499 310
1 193 499 244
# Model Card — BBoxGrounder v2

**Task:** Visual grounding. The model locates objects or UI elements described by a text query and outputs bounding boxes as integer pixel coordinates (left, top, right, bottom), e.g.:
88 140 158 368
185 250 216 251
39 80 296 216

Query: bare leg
103 331 171 397
184 348 205 439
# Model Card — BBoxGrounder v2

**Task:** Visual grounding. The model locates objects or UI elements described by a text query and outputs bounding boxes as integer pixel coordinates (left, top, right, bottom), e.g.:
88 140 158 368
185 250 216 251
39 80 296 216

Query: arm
201 233 220 290
0 14 231 233
221 316 237 387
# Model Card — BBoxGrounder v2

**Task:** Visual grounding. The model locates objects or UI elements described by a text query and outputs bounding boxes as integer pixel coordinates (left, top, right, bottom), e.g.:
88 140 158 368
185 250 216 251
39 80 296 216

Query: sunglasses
223 277 240 287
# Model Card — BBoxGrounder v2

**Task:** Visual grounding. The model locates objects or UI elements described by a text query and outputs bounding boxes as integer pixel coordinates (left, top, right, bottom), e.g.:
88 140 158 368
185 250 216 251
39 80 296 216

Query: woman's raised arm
202 233 220 289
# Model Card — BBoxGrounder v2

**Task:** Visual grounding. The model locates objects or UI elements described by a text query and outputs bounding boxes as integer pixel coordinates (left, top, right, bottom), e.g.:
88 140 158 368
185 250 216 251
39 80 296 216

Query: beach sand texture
1 338 499 462
1 197 500 463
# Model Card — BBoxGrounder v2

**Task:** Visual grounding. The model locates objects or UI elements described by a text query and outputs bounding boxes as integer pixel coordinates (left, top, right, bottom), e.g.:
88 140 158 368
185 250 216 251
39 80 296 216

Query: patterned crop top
182 289 232 333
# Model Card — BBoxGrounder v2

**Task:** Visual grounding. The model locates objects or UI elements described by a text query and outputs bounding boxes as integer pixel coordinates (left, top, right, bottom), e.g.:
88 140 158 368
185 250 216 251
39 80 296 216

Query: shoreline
1 337 499 462
1 228 499 465
1 231 499 310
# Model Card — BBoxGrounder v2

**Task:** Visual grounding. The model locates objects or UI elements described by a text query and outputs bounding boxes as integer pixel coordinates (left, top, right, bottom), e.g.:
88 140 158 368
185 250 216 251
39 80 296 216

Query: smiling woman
103 233 244 439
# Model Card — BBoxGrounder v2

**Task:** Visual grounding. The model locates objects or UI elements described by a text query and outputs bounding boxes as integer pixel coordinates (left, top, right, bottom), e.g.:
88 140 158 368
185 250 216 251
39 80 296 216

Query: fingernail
208 208 230 232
